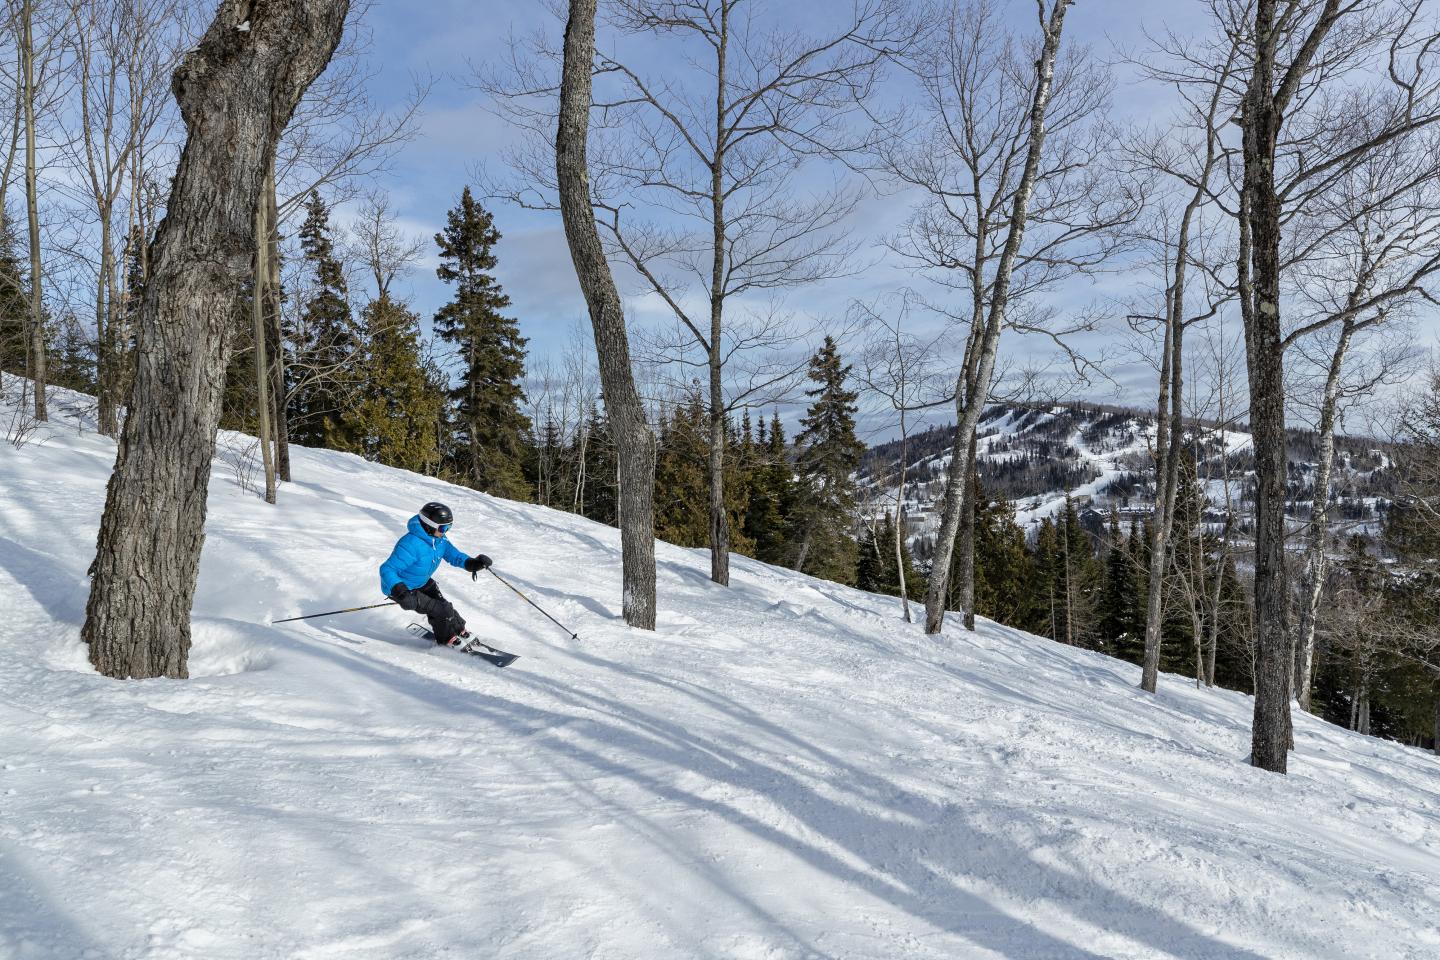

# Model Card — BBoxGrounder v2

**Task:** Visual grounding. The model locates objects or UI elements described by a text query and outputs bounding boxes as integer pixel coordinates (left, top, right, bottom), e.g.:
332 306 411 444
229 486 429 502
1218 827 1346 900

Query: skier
380 502 492 647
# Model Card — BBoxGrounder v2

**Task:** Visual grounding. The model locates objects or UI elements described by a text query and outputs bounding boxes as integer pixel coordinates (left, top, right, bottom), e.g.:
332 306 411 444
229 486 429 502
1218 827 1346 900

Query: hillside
859 402 1398 550
2 392 1439 959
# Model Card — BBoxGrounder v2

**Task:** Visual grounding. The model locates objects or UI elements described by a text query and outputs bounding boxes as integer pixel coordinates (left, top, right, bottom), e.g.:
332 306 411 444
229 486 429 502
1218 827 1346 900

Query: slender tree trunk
253 176 277 504
21 0 46 422
1433 693 1439 756
1205 522 1228 687
265 166 290 483
959 434 978 631
894 430 911 623
706 3 731 587
557 0 657 630
96 214 116 434
1241 0 1299 773
924 0 1074 635
82 0 351 680
1295 320 1354 711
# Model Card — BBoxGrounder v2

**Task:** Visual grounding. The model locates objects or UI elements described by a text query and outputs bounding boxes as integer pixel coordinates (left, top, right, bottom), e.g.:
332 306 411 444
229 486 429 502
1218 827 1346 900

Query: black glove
464 554 492 579
389 584 418 611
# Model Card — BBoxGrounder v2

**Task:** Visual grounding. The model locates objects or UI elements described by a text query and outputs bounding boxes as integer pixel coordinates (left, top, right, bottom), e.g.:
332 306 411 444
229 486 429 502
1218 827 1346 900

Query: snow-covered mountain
859 402 1398 548
3 390 1438 958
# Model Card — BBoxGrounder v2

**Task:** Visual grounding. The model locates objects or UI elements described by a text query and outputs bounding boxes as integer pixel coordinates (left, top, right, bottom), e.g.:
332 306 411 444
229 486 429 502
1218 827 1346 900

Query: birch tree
83 0 351 680
891 0 1134 635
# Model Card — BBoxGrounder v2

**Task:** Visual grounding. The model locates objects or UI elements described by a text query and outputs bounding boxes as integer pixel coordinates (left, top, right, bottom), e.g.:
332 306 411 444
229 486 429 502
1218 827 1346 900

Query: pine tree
433 186 531 500
793 337 863 582
291 191 358 449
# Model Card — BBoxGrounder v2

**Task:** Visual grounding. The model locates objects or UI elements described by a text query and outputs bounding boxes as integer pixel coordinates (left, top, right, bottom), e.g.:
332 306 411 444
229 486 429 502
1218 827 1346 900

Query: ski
406 623 519 668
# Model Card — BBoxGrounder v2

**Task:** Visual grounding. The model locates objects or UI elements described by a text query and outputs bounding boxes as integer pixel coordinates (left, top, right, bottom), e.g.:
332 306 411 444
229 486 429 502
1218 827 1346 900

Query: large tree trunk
557 0 657 630
1295 320 1354 711
1240 0 1297 773
21 0 46 422
82 0 351 680
924 0 1074 636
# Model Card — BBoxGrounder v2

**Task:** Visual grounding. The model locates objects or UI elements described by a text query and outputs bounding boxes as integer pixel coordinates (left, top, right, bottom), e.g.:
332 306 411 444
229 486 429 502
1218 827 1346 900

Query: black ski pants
413 579 466 644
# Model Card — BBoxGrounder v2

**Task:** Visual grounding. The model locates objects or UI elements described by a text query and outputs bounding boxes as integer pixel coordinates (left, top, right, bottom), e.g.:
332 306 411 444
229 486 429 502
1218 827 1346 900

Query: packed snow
3 391 1439 959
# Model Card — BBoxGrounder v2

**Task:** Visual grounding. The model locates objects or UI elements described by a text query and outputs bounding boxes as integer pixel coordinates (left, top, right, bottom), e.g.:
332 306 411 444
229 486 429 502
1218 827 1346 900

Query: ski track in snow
2 393 1439 959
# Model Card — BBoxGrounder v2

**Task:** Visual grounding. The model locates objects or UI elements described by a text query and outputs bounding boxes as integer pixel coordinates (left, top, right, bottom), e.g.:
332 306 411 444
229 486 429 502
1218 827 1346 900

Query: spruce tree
653 392 711 547
744 414 796 566
292 191 358 449
1096 510 1142 659
0 210 31 379
433 187 531 500
577 403 618 525
793 337 863 582
348 294 444 472
967 485 1037 631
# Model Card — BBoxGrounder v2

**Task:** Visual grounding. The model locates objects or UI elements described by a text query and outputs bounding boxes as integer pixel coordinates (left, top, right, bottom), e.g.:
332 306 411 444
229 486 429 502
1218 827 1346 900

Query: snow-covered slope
3 393 1439 959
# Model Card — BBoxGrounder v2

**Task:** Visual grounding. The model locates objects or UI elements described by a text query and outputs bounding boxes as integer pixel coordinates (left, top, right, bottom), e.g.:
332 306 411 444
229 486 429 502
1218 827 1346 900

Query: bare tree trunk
706 2 730 587
82 0 351 680
1433 692 1439 756
924 0 1074 635
253 172 277 504
959 434 978 631
1295 320 1354 711
557 0 657 630
1205 521 1229 688
21 0 46 422
265 166 290 483
1241 0 1304 773
894 427 911 623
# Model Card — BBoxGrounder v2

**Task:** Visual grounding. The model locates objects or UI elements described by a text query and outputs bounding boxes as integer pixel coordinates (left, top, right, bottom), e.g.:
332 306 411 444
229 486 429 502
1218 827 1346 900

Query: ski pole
489 568 579 640
271 600 395 624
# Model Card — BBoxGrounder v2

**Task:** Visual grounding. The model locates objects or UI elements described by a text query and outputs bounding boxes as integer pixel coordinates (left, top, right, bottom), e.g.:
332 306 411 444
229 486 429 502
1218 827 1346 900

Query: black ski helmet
418 501 454 531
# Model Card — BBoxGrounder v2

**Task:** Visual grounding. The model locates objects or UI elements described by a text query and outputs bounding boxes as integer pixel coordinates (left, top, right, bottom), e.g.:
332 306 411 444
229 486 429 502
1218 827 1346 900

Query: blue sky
340 0 1430 439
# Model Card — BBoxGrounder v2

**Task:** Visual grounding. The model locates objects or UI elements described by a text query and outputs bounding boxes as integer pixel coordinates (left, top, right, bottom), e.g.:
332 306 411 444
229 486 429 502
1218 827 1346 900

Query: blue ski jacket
379 515 472 596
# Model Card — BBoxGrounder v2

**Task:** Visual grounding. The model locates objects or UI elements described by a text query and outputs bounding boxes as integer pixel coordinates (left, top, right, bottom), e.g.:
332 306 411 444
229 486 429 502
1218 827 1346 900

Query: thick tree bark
557 0 657 630
82 0 351 680
924 0 1074 636
21 0 46 422
1240 0 1321 773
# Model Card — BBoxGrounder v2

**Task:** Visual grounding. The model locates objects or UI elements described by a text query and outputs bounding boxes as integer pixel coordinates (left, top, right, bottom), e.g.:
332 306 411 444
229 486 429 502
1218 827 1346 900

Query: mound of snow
2 390 1438 959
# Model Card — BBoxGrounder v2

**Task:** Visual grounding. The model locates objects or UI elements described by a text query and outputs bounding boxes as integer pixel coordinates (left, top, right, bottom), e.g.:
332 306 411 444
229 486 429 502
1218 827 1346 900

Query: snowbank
2 390 1438 959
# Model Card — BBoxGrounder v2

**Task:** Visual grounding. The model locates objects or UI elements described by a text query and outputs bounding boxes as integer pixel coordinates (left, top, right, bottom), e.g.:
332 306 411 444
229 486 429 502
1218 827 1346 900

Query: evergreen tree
857 512 920 597
576 403 617 525
291 191 359 449
793 337 863 582
653 391 711 547
0 209 31 379
347 295 444 472
744 413 798 566
968 484 1037 631
47 314 95 393
1095 510 1142 658
433 186 531 500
